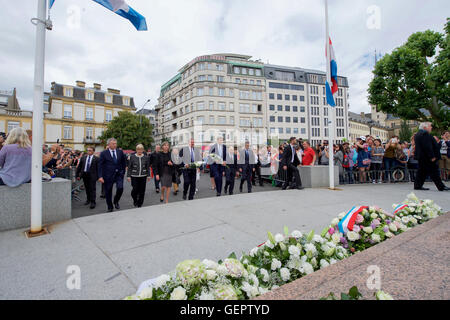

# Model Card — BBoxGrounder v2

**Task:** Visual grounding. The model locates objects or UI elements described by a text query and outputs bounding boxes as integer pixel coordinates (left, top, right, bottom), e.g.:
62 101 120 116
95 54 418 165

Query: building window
218 88 225 97
209 87 214 95
229 89 234 97
234 67 240 74
63 126 72 140
293 106 298 112
229 102 234 111
197 116 205 124
240 118 251 127
293 117 298 123
285 117 291 123
249 69 255 76
285 106 290 112
286 128 291 134
218 102 226 111
292 95 298 101
218 116 226 125
270 116 275 122
300 96 305 102
278 116 283 123
255 69 262 76
216 64 224 71
209 116 215 124
7 121 20 133
197 102 205 111
277 94 282 100
86 91 94 101
86 107 94 121
269 93 275 100
123 97 130 106
64 87 72 97
105 110 113 122
86 127 93 140
275 71 295 82
235 78 241 84
269 105 275 111
241 68 248 75
197 88 204 96
217 76 224 82
278 128 284 134
239 103 250 113
230 116 235 125
239 91 250 99
209 101 214 111
285 95 290 101
277 105 282 111
63 104 72 119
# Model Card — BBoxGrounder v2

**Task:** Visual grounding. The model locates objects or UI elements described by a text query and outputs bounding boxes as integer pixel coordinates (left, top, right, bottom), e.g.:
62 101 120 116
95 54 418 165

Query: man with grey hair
414 122 449 191
98 138 128 212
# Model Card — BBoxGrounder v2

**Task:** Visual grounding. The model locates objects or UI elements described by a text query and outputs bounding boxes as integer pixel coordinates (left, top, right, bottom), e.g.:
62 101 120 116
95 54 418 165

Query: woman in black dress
156 141 174 204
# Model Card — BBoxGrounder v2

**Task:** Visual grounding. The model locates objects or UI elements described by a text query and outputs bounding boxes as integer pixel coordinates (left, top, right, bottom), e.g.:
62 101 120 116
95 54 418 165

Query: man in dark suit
281 137 304 190
180 138 202 200
98 138 127 212
209 137 227 196
414 122 449 191
224 146 239 195
76 147 99 209
239 141 256 193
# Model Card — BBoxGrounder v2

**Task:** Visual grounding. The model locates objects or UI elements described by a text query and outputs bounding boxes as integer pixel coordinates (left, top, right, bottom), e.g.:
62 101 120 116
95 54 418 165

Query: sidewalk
0 183 449 299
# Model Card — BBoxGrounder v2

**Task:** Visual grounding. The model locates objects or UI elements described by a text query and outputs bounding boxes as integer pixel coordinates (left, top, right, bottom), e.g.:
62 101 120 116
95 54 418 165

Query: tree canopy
99 111 154 150
368 18 450 132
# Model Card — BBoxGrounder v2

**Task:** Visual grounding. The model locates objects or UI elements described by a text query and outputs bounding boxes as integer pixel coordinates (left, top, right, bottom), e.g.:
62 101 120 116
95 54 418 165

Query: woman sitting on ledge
0 127 32 187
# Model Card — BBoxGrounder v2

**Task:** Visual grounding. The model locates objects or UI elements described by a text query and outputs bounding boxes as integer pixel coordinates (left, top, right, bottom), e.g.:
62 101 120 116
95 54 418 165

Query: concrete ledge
300 166 339 188
255 212 450 300
0 178 72 232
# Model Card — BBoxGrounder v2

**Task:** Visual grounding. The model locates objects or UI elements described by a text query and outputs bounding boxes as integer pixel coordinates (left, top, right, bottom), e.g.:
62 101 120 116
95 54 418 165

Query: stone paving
0 182 449 299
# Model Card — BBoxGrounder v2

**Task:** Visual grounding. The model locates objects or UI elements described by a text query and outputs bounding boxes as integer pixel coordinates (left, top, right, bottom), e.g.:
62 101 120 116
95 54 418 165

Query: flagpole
325 0 335 190
30 0 47 233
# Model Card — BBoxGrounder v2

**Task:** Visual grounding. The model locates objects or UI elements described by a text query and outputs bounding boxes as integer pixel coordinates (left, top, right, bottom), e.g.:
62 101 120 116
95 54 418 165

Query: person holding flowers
179 138 203 201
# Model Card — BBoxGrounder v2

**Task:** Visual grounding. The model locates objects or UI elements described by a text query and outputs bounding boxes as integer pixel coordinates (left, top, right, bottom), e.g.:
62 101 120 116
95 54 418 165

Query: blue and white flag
49 0 147 31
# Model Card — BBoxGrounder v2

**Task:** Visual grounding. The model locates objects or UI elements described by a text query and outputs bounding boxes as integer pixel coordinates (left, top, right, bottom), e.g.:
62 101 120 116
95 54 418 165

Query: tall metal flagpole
30 0 47 233
325 0 335 189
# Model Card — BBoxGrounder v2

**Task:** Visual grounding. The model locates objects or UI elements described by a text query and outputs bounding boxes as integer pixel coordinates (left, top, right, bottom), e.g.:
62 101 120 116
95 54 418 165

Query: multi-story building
155 53 349 147
44 81 136 151
0 88 33 134
136 107 158 137
370 104 419 139
264 65 349 145
155 53 266 147
348 111 390 142
1 82 135 151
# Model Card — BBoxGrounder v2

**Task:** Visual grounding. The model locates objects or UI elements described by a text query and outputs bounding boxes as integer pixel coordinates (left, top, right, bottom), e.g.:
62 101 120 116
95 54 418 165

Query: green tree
368 18 450 132
399 120 413 142
99 111 153 150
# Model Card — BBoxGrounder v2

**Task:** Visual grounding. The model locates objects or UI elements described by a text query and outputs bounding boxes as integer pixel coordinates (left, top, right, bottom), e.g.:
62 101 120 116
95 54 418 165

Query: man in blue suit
98 138 127 212
209 136 227 196
239 141 256 193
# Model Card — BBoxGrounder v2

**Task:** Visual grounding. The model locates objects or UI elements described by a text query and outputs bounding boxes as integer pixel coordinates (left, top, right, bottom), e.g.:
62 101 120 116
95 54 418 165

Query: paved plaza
1 183 449 300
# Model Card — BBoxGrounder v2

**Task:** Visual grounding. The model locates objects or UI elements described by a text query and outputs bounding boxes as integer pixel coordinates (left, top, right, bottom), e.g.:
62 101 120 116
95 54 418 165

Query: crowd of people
0 122 448 212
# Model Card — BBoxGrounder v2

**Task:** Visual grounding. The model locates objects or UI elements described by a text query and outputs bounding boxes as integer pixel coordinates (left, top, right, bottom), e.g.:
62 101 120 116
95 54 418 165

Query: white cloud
0 0 448 113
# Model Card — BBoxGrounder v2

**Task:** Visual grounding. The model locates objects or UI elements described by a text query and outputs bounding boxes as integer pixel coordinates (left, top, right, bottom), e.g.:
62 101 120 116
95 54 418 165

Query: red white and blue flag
393 204 408 215
338 206 369 234
325 37 338 107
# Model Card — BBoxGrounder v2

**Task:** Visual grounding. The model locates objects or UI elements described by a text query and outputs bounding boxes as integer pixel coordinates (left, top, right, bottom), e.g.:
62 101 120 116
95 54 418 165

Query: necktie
112 150 117 163
291 146 295 163
86 156 91 172
191 148 194 163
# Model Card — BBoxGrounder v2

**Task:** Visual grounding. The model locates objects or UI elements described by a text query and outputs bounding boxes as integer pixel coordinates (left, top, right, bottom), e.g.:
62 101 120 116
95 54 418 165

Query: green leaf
349 286 362 299
267 232 276 245
306 230 314 242
284 226 289 237
321 227 329 238
228 252 237 260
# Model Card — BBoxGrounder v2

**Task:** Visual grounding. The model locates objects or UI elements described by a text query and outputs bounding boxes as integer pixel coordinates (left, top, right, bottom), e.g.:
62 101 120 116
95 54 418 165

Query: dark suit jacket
226 153 238 169
238 148 256 170
281 144 301 167
415 130 441 161
76 155 99 180
98 148 127 181
179 146 202 167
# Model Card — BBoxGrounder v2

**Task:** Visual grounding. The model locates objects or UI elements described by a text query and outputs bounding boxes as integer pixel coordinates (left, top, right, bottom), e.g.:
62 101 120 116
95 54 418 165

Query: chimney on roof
107 88 120 95
76 80 85 88
93 83 101 90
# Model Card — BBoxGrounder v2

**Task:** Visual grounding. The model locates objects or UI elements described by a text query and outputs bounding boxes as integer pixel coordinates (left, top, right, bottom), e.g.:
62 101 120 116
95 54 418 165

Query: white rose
389 224 398 232
363 227 373 234
206 270 217 281
320 259 330 269
271 258 282 271
274 233 285 243
312 235 325 243
337 212 346 219
280 268 291 281
155 275 171 289
291 230 303 238
371 234 381 243
288 245 301 257
139 287 153 300
202 259 218 270
310 257 317 268
170 287 187 300
401 217 410 224
265 241 274 249
259 268 270 282
371 213 378 219
330 258 337 265
217 265 228 276
331 233 341 244
302 262 314 275
385 232 394 238
347 231 360 241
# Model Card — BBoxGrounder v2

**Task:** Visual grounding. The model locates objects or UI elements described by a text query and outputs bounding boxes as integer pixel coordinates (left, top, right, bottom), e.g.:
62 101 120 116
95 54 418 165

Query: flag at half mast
49 0 147 31
325 37 338 107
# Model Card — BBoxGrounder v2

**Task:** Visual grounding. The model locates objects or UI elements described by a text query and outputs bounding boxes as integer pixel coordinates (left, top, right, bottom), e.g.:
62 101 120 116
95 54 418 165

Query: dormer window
86 91 94 101
64 87 73 97
105 95 113 104
123 97 129 106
